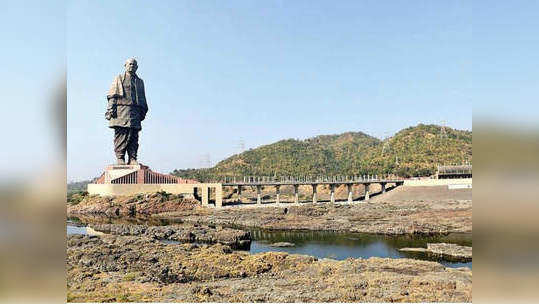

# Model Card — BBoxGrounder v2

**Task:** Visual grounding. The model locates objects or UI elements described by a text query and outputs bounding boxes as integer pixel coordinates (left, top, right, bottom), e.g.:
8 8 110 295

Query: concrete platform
403 178 472 187
87 182 223 207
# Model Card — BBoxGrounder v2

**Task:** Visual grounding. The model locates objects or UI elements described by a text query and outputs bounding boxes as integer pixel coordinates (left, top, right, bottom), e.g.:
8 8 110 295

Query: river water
67 218 471 269
248 229 471 269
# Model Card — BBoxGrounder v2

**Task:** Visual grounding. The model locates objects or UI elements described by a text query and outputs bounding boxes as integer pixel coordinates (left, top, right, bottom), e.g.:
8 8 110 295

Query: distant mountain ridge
172 124 472 181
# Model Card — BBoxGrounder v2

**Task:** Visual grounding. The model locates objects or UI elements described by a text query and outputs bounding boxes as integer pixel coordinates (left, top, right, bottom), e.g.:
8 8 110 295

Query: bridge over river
219 175 405 205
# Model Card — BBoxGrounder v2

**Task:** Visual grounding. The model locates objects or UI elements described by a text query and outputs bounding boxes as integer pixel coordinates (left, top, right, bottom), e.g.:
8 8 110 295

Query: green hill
365 124 472 177
172 124 472 181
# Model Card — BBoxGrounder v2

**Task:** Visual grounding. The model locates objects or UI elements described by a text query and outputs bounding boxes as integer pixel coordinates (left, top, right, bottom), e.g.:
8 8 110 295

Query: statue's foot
117 158 126 165
128 159 138 165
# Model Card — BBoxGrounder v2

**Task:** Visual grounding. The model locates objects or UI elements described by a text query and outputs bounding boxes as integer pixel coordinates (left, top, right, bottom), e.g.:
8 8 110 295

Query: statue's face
125 61 138 74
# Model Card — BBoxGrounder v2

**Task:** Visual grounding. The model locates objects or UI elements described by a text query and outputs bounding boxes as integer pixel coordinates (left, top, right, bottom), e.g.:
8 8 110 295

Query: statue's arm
105 97 117 120
105 75 122 120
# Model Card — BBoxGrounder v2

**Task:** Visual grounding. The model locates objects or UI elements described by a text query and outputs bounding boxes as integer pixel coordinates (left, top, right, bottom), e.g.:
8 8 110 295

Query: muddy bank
160 199 472 235
88 223 251 250
67 192 199 217
67 234 472 302
399 243 472 261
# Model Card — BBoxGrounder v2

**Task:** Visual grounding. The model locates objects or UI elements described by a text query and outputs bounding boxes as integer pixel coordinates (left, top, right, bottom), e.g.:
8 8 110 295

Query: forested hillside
172 124 472 181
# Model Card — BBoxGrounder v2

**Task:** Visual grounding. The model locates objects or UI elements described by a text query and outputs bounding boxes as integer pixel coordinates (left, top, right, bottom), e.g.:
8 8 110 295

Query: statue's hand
105 109 116 120
105 99 117 120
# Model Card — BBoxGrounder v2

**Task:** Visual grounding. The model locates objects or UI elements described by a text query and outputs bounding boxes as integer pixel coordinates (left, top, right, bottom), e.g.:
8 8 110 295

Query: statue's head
124 58 138 74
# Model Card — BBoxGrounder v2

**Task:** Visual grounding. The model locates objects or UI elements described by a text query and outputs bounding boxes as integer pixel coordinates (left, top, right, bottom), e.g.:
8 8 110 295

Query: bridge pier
201 186 209 206
215 186 223 208
256 185 262 205
219 177 403 207
293 184 299 204
364 184 370 201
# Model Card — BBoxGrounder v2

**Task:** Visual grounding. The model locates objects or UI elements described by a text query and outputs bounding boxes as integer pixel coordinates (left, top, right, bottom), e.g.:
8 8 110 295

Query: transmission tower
237 138 245 154
381 132 391 156
440 120 447 138
199 153 211 168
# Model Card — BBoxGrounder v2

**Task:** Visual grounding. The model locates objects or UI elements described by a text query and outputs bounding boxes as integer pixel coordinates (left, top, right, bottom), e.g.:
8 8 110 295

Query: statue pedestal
101 164 148 183
87 164 223 208
94 163 194 185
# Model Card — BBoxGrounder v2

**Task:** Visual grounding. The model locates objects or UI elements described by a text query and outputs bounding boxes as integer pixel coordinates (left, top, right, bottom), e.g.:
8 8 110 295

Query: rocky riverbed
67 234 472 302
67 187 472 302
68 187 471 236
399 243 472 261
67 192 199 216
159 199 472 235
88 223 251 249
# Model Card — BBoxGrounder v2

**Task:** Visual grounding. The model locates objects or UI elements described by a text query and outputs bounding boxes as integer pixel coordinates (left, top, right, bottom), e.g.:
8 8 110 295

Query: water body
67 222 104 236
249 229 472 269
67 224 88 235
67 218 471 269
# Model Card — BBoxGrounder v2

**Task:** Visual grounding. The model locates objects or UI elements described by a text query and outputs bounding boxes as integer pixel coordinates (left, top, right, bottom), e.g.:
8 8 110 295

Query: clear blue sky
64 0 537 181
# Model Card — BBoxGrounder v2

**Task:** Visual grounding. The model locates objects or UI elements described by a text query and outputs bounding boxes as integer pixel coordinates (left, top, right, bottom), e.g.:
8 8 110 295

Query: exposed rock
67 192 199 216
399 243 472 261
160 199 472 235
67 234 472 303
270 242 295 247
68 188 471 236
88 223 251 250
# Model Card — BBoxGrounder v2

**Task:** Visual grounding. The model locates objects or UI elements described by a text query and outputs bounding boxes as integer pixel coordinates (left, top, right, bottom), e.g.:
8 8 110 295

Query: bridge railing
219 174 401 184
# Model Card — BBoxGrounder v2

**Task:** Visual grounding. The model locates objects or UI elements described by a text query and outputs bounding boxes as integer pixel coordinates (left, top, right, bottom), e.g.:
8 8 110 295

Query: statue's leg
113 127 128 164
127 128 139 164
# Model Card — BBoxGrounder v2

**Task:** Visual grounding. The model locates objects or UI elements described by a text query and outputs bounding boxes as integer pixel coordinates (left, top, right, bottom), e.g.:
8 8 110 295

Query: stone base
105 164 148 170
102 164 148 183
89 163 222 207
94 163 197 185
87 183 223 207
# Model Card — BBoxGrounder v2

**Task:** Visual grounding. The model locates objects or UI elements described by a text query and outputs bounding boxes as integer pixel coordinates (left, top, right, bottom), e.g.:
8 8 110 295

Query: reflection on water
67 217 471 269
248 229 472 269
159 239 181 245
66 222 104 236
66 225 88 235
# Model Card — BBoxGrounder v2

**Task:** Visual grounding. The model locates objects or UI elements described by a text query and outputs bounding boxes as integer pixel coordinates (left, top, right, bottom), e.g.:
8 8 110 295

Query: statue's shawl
107 73 126 99
106 73 148 111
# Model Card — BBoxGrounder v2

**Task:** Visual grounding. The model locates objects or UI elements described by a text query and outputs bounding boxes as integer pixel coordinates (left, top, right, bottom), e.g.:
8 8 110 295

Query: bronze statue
106 58 148 165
